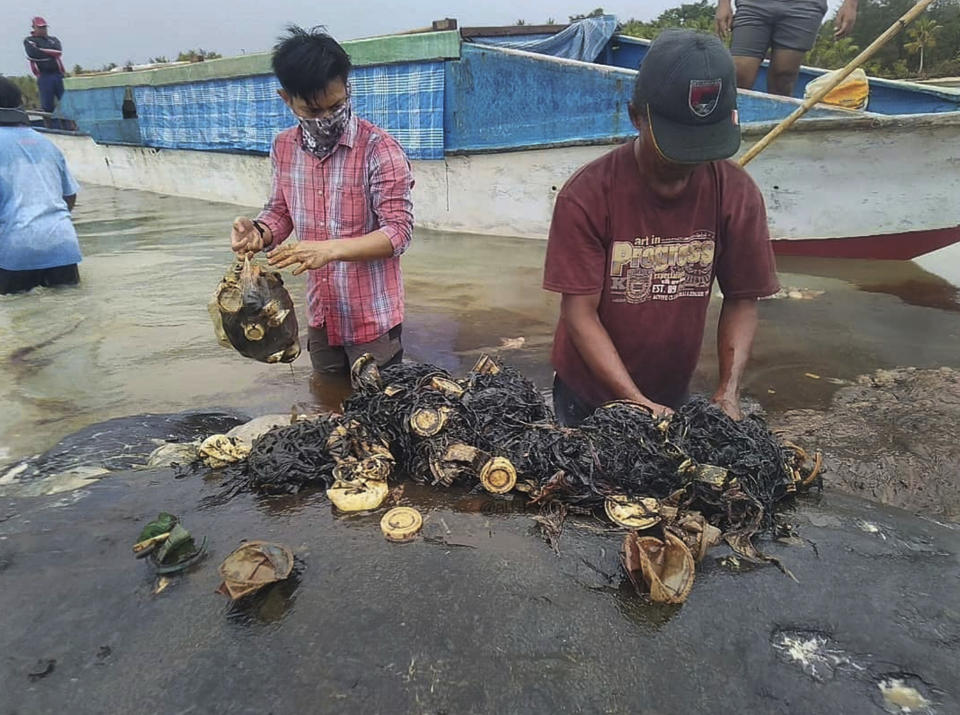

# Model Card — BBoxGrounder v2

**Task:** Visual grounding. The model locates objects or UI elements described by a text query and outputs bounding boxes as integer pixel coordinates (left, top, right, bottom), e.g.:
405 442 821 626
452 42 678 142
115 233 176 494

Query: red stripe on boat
772 226 960 260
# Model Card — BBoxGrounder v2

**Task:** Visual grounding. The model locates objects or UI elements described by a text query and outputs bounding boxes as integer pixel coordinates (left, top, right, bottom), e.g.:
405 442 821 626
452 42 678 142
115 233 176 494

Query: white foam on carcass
856 520 888 540
878 679 932 713
772 631 864 682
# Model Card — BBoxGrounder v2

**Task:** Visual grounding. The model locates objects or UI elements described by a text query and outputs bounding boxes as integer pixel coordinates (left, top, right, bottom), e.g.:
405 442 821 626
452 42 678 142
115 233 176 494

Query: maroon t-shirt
543 141 779 409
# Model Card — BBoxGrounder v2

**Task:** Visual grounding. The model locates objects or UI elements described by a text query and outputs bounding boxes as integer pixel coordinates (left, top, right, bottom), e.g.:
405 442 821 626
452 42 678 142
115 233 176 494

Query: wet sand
774 367 960 522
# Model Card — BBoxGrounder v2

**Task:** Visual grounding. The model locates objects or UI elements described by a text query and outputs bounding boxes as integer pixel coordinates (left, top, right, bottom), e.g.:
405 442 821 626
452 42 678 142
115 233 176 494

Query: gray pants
307 323 403 375
730 0 827 58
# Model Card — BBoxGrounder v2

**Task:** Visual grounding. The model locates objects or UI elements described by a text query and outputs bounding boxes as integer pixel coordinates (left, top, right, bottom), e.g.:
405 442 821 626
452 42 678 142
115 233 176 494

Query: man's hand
711 389 743 421
642 400 675 419
834 0 858 38
231 216 264 255
267 240 343 276
715 0 734 38
559 293 672 421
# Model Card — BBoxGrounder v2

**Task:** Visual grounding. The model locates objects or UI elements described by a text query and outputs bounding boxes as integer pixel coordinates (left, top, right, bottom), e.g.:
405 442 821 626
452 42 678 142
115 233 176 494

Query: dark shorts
552 375 690 427
37 73 65 113
552 375 596 427
308 323 403 375
730 0 828 58
0 264 79 295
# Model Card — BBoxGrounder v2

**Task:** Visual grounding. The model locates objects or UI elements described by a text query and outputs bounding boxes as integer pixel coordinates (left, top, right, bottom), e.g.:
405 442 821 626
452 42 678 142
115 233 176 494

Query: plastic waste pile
206 355 820 604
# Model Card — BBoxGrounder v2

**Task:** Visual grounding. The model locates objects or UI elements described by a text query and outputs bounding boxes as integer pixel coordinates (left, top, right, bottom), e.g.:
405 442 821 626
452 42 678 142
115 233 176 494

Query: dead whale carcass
209 257 301 364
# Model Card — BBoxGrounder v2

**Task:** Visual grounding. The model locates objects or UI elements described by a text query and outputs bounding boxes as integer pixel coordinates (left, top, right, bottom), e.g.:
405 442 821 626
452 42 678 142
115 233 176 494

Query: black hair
272 25 351 100
0 76 24 109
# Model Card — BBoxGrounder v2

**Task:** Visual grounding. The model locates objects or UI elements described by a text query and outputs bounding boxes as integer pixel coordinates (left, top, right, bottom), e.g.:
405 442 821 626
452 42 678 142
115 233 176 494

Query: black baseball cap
634 29 740 164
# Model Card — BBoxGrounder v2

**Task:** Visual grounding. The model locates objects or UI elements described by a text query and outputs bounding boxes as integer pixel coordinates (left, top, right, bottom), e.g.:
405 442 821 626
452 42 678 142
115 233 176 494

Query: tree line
533 1 960 78
6 49 224 110
69 48 223 76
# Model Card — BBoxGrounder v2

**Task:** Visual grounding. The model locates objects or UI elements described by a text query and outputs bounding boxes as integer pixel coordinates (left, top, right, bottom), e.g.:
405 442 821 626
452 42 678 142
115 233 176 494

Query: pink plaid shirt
257 115 414 346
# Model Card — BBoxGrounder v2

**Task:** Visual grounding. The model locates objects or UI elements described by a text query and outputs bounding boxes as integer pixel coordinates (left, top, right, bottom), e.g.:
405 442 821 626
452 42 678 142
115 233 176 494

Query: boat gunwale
611 33 960 102
43 108 960 156
444 110 960 156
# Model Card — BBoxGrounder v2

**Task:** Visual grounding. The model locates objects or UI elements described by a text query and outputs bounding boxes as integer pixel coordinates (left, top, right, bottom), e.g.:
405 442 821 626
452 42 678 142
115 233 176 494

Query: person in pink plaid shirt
230 26 414 376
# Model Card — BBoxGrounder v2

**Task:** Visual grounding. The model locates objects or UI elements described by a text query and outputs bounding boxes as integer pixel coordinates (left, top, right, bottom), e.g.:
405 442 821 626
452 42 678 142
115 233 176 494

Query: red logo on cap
689 79 722 118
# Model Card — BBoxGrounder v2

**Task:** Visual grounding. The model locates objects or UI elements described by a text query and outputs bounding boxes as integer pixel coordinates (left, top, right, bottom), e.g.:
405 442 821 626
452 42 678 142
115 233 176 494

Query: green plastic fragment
137 512 177 543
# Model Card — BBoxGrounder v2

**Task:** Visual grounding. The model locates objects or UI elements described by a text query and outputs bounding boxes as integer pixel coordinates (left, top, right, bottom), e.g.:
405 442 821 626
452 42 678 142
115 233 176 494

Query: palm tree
904 18 942 77
809 33 860 69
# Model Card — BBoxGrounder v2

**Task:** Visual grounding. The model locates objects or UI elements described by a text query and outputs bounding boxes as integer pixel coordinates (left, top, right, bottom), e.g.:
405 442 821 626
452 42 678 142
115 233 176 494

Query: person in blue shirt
0 77 82 295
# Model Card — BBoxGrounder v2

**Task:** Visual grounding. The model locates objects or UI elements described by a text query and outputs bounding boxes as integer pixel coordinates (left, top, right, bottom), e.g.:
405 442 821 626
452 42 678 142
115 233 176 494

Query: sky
4 0 848 77
3 1 671 75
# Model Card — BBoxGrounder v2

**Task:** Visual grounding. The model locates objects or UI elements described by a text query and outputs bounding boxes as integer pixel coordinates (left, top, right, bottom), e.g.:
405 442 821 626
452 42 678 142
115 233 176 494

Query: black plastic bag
209 257 301 364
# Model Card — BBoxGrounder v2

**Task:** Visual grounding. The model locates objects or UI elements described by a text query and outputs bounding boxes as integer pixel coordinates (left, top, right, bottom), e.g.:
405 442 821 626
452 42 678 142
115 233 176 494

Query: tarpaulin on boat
132 61 445 159
470 15 618 63
58 86 142 145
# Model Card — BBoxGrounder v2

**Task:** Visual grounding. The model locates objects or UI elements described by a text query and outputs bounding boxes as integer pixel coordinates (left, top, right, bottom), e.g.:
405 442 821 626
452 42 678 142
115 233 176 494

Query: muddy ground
2 467 958 715
773 367 960 522
1 371 959 713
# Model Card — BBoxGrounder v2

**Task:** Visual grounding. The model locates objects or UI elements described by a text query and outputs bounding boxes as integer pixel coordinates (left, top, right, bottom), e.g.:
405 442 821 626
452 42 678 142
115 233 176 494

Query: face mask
297 98 352 160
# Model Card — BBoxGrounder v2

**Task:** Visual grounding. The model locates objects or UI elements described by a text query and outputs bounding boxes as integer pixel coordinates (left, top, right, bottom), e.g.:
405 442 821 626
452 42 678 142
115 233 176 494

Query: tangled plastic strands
244 416 341 494
198 355 819 558
498 424 601 504
666 397 798 531
460 366 551 453
200 415 344 507
575 402 687 502
343 362 480 485
381 361 452 387
343 358 553 489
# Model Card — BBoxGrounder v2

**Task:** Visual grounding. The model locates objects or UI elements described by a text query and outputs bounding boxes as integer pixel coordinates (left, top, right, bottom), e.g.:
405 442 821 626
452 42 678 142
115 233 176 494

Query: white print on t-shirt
608 232 716 304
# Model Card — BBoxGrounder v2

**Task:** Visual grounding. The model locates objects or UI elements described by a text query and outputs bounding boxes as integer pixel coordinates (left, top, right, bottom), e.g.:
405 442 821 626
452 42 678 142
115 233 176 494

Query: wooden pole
738 0 937 167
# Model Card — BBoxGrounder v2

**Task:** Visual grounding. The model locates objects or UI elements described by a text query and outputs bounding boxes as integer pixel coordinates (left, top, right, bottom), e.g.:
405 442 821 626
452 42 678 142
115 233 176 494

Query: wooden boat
45 19 960 259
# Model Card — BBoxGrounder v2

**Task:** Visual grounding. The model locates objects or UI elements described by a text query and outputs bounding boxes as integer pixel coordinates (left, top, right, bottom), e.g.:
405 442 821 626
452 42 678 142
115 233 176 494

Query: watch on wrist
251 220 268 248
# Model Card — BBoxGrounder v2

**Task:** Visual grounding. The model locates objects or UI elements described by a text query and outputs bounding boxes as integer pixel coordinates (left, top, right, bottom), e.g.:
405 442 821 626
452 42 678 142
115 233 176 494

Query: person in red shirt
230 26 414 376
543 29 779 426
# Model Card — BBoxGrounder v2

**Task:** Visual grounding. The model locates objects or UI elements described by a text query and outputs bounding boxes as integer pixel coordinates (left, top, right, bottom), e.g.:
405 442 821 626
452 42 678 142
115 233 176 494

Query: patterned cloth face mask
297 94 352 160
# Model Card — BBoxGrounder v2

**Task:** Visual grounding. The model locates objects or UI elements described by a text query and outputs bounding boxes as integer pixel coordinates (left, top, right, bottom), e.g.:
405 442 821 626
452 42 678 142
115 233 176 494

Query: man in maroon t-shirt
543 29 779 425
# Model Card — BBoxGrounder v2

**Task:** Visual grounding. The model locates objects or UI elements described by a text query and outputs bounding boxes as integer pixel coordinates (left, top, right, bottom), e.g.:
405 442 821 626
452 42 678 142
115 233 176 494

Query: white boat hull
49 111 960 259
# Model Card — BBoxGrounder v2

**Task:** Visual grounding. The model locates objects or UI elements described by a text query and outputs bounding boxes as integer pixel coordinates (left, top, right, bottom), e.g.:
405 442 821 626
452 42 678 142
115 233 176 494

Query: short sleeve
715 167 779 299
542 193 607 295
59 151 79 197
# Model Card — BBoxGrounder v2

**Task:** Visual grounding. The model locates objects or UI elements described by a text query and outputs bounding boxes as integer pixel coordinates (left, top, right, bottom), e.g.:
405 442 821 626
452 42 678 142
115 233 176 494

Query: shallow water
2 183 960 478
2 184 960 713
